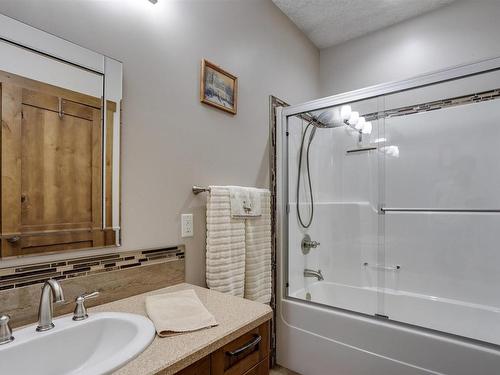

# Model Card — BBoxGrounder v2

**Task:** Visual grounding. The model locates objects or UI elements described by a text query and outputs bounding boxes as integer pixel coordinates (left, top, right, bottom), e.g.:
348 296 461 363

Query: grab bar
363 262 401 271
380 207 500 213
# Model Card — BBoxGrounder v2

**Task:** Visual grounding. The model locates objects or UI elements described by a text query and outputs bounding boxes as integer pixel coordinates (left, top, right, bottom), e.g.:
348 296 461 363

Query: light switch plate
181 213 193 237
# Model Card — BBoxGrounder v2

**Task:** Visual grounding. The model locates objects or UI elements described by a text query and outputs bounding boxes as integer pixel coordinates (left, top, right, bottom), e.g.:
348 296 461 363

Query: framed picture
200 59 238 115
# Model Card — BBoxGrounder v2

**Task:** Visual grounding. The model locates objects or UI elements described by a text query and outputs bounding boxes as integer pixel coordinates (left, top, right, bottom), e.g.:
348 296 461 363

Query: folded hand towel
145 289 218 337
229 186 263 218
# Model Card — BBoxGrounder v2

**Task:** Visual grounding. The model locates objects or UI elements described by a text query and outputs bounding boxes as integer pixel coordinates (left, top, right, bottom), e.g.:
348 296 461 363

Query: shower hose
296 121 316 229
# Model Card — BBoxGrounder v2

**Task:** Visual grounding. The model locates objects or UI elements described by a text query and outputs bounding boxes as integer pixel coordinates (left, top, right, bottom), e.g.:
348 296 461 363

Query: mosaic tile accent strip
0 245 185 291
363 87 500 122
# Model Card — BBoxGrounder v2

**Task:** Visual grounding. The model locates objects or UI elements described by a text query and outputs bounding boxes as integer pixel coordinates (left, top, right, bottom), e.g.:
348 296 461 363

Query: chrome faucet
304 269 324 281
36 279 65 332
0 315 14 344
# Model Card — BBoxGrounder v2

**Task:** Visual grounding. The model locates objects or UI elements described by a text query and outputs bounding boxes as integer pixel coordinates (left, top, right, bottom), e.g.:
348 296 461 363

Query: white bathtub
292 281 376 315
278 281 500 375
292 281 500 347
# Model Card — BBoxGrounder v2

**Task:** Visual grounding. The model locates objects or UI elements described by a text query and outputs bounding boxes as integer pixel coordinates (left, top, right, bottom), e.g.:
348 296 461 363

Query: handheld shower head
313 105 372 134
314 105 352 128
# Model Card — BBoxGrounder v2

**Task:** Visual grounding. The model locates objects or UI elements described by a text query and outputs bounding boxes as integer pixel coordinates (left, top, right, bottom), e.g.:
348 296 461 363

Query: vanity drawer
168 320 270 375
176 356 211 375
242 358 269 375
211 321 270 375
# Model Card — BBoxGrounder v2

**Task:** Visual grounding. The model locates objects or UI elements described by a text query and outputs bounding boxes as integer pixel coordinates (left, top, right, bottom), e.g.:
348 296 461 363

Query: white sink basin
0 312 155 375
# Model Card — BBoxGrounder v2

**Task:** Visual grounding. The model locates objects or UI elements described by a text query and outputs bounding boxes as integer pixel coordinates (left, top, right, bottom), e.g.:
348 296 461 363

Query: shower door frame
276 55 500 328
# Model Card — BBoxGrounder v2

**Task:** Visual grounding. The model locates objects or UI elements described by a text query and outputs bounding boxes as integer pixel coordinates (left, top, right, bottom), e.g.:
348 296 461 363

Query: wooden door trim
0 70 102 109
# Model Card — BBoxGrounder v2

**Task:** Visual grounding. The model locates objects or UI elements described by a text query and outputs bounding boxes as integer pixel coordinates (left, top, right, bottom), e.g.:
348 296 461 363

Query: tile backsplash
0 246 185 327
0 246 185 290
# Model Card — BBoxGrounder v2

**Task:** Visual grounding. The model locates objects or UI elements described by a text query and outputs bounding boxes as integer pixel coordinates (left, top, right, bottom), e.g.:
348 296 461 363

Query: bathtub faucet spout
304 269 324 281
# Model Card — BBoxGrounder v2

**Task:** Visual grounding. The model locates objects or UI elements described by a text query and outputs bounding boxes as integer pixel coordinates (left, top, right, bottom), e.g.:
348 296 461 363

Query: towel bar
192 186 211 195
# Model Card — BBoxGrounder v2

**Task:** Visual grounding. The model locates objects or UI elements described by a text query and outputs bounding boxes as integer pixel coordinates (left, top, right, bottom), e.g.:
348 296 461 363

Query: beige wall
0 0 319 285
319 0 500 96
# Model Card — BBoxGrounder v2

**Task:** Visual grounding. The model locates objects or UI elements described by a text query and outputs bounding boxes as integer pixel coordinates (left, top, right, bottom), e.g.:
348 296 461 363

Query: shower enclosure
275 58 500 375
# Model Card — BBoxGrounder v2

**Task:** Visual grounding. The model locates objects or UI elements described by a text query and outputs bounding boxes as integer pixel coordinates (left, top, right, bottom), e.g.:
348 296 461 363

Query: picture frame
200 59 238 115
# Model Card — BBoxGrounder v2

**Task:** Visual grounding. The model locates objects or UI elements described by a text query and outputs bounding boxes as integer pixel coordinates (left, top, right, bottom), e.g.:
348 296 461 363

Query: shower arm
343 119 364 143
343 119 362 134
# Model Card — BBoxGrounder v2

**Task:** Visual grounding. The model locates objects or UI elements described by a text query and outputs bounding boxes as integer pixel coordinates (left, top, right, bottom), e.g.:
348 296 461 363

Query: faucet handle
79 291 99 300
73 291 100 321
0 314 14 345
301 234 321 254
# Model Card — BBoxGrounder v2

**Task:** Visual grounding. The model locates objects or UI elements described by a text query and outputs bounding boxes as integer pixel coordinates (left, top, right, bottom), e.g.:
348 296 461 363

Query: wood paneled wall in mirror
0 29 122 258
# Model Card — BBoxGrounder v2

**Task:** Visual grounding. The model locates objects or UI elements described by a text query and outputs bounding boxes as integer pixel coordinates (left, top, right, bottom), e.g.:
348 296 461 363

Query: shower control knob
301 234 320 254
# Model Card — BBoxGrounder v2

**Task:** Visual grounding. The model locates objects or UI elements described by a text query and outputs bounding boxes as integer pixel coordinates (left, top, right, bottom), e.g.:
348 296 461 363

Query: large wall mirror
0 15 122 258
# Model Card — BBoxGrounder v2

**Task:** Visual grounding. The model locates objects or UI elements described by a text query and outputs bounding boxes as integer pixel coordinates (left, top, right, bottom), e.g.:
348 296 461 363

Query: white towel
228 186 263 218
205 186 272 304
206 186 246 297
145 289 218 337
244 190 272 303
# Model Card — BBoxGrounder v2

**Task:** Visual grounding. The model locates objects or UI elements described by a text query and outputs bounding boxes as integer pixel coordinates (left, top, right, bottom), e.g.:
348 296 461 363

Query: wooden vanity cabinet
174 320 270 375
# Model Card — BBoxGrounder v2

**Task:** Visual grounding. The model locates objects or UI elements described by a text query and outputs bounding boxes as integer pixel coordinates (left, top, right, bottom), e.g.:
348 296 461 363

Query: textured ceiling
273 0 455 49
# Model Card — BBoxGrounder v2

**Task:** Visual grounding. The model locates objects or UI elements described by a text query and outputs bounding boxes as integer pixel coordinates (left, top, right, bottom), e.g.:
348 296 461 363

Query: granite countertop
89 283 273 375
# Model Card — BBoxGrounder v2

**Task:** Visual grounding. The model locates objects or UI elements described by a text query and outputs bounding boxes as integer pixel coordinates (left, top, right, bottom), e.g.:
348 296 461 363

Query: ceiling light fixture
148 0 158 4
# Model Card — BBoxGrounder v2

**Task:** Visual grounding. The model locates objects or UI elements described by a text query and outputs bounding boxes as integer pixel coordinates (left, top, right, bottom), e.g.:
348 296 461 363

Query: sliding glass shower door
286 97 383 316
284 66 500 346
381 69 500 345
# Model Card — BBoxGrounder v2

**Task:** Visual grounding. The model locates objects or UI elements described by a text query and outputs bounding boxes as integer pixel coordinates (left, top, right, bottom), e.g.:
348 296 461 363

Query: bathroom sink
0 312 155 375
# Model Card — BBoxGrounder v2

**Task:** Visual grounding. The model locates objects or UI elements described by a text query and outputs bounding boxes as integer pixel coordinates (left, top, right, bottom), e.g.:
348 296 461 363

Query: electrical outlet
181 214 194 238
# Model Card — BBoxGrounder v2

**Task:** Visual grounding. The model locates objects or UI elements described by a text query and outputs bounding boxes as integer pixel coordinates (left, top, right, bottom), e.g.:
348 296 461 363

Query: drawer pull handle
227 334 262 357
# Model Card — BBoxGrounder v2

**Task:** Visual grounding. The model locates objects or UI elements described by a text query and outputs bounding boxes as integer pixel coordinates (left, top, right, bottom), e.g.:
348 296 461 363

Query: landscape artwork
200 59 237 114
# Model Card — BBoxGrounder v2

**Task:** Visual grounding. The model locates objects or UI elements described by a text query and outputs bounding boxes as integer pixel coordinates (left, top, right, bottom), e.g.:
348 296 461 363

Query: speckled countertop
89 283 273 375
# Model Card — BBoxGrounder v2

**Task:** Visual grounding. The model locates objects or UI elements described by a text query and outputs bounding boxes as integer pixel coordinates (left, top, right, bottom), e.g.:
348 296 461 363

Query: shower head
312 105 372 135
313 105 352 128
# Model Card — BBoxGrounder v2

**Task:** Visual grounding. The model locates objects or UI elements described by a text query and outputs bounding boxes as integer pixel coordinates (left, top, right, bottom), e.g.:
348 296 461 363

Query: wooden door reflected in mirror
1 70 120 257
